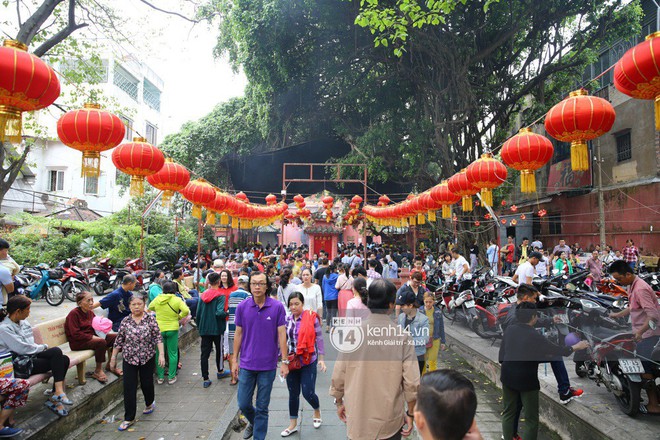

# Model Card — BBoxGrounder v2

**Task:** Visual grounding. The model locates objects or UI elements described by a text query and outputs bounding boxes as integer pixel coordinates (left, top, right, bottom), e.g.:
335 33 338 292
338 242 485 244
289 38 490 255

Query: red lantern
430 181 461 218
501 200 507 206
448 169 479 212
56 103 125 177
520 214 527 220
501 128 554 193
265 194 277 205
181 179 215 219
510 205 518 212
147 159 190 206
293 194 304 205
236 191 249 203
501 218 507 224
322 195 334 206
0 40 60 144
474 221 481 227
351 195 363 205
544 89 615 171
538 209 547 217
111 137 165 196
465 153 507 207
378 195 391 206
511 219 518 226
614 32 660 130
484 213 492 220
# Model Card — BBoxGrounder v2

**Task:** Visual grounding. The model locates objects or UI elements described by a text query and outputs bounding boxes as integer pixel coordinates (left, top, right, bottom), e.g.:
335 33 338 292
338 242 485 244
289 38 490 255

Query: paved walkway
74 340 236 440
225 343 558 440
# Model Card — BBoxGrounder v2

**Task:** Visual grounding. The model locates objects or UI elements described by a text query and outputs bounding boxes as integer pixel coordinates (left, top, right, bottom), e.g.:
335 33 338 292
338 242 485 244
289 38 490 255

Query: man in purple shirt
232 271 289 439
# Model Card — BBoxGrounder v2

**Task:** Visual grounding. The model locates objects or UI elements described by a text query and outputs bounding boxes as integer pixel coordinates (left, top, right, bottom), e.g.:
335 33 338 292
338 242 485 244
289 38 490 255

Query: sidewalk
73 340 237 440
224 344 558 440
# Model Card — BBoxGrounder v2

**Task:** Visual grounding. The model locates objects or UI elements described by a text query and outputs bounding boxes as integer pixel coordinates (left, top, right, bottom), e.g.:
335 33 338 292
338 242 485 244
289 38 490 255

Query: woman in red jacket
65 291 118 384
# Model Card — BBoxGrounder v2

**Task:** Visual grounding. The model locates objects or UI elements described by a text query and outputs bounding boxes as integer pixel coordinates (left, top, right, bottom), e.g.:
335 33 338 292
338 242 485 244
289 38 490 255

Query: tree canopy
162 0 640 199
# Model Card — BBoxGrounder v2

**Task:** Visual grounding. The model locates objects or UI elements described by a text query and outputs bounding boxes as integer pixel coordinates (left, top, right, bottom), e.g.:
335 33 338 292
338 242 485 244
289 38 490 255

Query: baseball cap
237 275 249 283
396 289 418 306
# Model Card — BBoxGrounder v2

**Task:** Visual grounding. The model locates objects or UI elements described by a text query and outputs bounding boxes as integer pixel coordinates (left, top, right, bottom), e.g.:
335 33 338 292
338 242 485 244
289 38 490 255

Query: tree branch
15 0 66 45
137 0 208 24
33 0 88 57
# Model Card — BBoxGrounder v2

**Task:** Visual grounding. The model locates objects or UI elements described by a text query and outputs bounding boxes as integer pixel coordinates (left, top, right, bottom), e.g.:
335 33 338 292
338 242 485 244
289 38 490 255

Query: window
143 79 161 111
548 213 562 235
119 115 133 140
48 170 64 192
145 122 157 145
113 64 139 101
84 175 99 195
615 130 632 162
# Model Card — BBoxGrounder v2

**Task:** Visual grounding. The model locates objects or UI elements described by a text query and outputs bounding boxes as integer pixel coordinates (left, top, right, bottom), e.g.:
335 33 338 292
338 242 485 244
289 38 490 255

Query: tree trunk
0 141 31 210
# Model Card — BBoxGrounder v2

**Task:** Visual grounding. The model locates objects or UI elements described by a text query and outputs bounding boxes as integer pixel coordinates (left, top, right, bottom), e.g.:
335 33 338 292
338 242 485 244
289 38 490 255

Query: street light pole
595 139 606 249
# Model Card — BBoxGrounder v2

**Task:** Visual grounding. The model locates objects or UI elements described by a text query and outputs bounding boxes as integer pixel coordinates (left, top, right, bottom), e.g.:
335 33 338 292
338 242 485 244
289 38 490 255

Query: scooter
440 275 480 330
59 260 90 302
15 264 64 306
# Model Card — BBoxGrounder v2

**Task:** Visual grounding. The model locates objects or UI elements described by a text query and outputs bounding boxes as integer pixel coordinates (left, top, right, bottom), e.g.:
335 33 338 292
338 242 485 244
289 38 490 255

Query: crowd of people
0 235 656 439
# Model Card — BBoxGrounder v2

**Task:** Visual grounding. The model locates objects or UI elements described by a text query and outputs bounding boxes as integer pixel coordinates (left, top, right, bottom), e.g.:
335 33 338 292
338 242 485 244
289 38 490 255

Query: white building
3 51 165 216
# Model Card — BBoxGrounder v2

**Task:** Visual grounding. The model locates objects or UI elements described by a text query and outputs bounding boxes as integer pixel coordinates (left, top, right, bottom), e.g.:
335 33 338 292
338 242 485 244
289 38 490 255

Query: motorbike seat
598 332 634 344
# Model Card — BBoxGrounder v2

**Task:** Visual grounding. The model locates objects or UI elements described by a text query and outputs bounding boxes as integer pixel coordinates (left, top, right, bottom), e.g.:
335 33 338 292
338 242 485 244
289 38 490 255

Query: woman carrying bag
110 293 164 431
335 264 354 318
281 292 326 437
0 296 72 417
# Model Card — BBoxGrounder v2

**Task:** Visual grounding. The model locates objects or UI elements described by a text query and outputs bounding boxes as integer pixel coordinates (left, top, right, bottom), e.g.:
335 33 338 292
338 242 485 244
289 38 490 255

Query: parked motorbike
58 260 91 302
14 265 64 306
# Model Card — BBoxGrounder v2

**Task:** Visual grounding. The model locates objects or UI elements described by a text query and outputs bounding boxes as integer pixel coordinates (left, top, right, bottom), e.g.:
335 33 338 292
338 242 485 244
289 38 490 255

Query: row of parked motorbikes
427 265 660 417
12 257 172 306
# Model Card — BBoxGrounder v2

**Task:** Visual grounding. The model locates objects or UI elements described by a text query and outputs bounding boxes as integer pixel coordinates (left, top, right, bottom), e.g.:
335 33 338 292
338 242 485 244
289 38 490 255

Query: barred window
84 175 98 195
143 79 161 112
48 170 64 192
113 64 139 101
615 130 632 162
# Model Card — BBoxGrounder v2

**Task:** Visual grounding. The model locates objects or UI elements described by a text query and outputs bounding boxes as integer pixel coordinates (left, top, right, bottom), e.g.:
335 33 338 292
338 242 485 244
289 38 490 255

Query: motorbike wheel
441 304 454 321
575 361 588 378
94 280 110 296
471 318 491 339
45 284 65 306
614 373 641 417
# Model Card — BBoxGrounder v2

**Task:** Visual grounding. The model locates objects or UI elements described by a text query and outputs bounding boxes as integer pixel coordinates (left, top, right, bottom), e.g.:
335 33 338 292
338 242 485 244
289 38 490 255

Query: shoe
157 378 165 385
313 418 322 428
143 402 156 414
243 423 253 439
281 426 298 437
168 376 177 385
217 370 231 379
560 387 583 404
0 427 23 438
118 420 134 431
203 380 212 388
190 320 197 328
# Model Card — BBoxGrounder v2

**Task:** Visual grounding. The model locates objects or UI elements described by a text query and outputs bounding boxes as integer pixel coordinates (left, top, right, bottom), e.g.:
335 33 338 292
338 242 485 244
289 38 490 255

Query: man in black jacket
500 303 588 440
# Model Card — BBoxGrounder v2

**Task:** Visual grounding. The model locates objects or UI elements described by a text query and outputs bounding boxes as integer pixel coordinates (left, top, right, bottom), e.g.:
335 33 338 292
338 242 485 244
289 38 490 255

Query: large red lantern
111 137 165 196
0 40 60 144
614 32 660 130
146 159 190 206
544 89 615 171
180 179 215 219
56 103 125 177
265 194 277 205
430 181 461 218
378 195 391 206
448 170 479 212
501 128 554 193
465 153 507 207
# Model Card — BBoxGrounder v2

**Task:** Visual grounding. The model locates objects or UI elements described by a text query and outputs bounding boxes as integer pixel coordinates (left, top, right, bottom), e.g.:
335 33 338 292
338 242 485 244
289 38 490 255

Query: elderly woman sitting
65 291 119 384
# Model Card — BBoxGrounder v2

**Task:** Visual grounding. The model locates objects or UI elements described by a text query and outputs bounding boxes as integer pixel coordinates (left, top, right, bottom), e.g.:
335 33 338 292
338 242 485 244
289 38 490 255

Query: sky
114 0 248 137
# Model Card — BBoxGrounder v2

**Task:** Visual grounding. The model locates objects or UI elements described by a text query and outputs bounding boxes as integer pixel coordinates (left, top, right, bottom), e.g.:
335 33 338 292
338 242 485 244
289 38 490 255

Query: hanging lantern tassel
442 205 451 219
520 170 536 193
81 151 102 178
161 190 175 207
417 213 425 225
206 212 216 225
220 214 229 225
129 176 145 197
0 106 22 144
462 196 473 212
428 211 436 222
480 189 493 207
570 141 589 172
191 203 203 219
656 95 660 131
231 217 239 228
409 216 417 226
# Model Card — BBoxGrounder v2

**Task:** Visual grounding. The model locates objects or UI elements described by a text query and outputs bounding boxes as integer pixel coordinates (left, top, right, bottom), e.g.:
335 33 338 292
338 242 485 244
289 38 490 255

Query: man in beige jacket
330 279 420 440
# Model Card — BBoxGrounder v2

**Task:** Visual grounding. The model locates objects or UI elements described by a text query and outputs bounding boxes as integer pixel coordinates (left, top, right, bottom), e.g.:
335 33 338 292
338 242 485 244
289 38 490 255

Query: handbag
287 352 303 371
12 354 34 379
425 338 434 349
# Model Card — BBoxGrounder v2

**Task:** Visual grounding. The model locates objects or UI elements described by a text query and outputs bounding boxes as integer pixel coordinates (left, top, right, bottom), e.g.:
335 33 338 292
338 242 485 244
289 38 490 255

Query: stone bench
30 317 108 386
